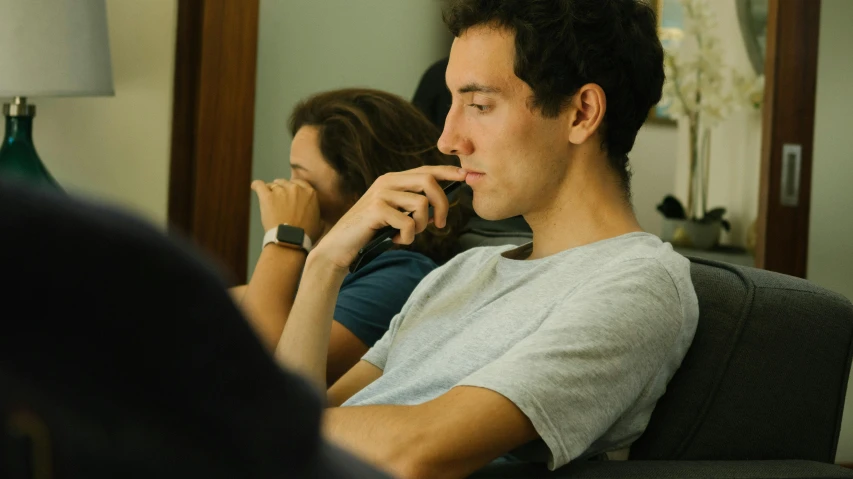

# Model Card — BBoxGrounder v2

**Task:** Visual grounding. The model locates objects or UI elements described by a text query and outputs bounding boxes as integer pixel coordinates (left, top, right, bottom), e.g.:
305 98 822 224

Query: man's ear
567 83 606 146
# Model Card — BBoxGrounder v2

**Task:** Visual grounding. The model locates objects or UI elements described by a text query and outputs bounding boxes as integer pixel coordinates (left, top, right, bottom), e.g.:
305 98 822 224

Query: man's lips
465 171 485 185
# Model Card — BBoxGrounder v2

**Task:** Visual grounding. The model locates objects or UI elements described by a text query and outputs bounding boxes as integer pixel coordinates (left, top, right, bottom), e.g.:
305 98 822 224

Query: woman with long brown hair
234 88 465 385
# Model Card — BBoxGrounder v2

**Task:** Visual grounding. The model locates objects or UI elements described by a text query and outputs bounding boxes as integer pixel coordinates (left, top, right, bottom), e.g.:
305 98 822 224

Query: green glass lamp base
0 101 61 190
0 140 60 188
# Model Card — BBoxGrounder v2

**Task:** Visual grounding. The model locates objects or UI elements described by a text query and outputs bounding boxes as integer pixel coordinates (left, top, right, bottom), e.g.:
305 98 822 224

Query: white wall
248 0 452 276
806 0 853 463
808 0 853 304
632 124 678 235
668 0 763 247
1 0 177 226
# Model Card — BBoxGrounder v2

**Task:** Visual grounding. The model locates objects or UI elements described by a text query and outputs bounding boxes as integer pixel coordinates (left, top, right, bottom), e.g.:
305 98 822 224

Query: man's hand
251 178 323 242
311 165 468 272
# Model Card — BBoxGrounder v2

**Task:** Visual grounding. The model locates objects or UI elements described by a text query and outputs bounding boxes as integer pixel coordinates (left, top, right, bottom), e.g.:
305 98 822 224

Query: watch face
276 225 305 246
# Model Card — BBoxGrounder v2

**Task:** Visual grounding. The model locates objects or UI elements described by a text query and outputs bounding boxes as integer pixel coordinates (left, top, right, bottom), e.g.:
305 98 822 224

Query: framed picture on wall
648 0 683 125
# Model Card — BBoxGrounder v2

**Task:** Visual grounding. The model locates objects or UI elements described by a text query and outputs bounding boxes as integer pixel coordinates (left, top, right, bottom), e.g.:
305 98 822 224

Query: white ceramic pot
661 218 721 250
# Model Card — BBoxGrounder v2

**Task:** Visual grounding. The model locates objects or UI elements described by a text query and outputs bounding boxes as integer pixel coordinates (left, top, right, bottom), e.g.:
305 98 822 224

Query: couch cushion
630 258 853 462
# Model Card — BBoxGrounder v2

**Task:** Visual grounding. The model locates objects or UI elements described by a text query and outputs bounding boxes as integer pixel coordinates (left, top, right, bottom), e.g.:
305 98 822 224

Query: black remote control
349 181 465 273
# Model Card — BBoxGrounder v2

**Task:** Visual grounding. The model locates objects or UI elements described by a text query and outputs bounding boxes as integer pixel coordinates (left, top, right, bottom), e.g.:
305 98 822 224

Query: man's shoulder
581 234 698 327
563 233 696 315
592 233 691 282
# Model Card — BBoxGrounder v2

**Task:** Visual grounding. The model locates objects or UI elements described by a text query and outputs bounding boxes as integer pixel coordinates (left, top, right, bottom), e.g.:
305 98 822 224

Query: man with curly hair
272 1 699 477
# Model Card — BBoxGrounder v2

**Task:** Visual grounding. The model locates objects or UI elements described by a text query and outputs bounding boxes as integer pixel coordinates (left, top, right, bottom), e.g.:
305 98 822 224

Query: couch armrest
470 460 853 479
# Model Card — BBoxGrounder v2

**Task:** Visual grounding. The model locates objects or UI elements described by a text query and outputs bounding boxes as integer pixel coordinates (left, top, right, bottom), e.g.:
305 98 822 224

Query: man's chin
472 198 519 222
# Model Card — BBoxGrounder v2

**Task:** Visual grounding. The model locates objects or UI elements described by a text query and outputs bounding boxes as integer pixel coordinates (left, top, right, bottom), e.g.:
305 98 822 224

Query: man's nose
437 106 473 156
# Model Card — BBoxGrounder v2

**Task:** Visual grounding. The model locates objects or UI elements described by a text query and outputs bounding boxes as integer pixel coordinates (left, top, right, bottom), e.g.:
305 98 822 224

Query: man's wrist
304 249 349 285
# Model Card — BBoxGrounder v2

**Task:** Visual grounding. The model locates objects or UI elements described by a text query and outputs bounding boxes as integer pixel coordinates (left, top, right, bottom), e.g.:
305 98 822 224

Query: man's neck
522 157 643 260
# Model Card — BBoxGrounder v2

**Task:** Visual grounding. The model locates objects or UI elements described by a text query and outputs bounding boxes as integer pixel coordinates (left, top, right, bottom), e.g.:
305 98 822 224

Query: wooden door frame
755 0 822 278
168 0 259 284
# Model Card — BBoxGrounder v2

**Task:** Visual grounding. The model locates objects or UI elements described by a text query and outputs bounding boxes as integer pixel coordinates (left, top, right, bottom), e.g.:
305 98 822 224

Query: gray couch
472 257 853 478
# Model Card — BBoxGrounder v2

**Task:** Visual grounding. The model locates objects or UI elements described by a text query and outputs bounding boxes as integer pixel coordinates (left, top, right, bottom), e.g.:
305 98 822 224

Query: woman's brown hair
289 88 467 265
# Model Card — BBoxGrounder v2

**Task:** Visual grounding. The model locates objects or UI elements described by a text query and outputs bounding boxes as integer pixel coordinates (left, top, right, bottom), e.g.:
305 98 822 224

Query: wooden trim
168 0 202 238
754 0 777 272
168 0 259 283
755 0 821 278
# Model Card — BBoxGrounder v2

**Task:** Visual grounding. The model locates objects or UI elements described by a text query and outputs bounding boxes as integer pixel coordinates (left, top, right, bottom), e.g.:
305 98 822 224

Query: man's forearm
275 253 347 390
323 405 429 479
241 246 306 351
323 403 485 479
322 387 538 479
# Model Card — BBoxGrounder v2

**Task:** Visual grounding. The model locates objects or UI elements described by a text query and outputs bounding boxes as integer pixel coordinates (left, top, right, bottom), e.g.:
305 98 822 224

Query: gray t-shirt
343 232 699 470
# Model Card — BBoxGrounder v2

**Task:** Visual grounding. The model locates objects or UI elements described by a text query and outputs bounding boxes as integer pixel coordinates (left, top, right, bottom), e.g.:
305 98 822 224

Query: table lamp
0 0 114 189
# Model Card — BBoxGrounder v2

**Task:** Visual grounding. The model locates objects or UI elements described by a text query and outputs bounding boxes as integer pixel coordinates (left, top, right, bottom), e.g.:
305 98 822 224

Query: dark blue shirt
334 250 437 347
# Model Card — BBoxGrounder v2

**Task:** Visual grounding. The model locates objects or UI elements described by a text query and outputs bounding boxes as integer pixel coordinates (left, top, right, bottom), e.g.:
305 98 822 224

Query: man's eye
467 103 491 113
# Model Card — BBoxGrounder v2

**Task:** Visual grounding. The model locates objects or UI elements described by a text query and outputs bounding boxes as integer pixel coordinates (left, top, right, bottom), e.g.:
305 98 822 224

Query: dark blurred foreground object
0 179 387 479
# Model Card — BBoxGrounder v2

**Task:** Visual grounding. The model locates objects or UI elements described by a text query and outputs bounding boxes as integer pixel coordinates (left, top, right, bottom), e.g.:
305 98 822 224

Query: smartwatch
262 224 313 253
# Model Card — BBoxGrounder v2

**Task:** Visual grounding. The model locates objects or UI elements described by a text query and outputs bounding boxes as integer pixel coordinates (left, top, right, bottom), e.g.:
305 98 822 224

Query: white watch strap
262 225 313 252
262 227 278 248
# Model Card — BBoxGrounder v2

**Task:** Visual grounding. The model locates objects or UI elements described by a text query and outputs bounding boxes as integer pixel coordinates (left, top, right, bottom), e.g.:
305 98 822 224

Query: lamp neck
4 115 34 144
3 97 35 143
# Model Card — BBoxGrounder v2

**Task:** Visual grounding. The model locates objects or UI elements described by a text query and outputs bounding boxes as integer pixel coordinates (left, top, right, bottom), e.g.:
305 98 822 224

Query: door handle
780 143 802 207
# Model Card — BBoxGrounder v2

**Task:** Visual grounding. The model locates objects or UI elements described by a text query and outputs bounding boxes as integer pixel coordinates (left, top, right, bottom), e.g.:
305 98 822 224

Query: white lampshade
0 0 114 97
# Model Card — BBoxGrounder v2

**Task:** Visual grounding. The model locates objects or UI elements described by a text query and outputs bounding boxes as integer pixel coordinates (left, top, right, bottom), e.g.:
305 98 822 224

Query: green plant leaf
656 195 687 219
702 208 727 223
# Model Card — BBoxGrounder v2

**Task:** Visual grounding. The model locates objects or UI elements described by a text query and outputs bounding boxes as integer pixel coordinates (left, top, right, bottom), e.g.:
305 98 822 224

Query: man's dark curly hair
443 0 665 197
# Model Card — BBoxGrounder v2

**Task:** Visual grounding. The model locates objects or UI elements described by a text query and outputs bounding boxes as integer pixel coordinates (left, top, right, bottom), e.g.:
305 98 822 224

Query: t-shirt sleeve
456 258 685 470
334 252 435 349
359 312 400 371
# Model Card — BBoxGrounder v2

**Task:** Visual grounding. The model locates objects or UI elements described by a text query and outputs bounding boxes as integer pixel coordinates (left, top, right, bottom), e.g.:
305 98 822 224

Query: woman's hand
251 178 323 242
309 165 468 274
